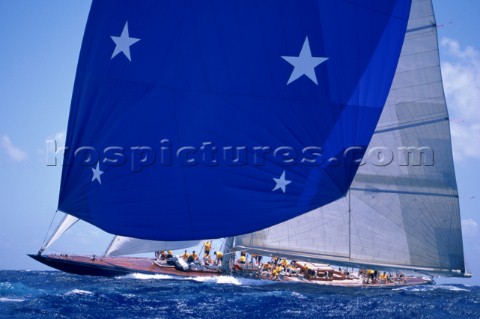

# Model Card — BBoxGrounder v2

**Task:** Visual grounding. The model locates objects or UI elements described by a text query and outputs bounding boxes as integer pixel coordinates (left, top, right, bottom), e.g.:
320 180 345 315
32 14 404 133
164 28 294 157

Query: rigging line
392 64 438 75
41 210 59 249
406 23 436 33
348 191 351 259
349 187 458 198
103 236 117 257
374 117 448 134
388 78 442 90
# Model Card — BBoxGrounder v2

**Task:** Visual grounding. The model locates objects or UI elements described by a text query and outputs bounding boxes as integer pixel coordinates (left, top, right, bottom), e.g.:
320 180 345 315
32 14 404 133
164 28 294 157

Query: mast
221 237 235 274
348 190 351 260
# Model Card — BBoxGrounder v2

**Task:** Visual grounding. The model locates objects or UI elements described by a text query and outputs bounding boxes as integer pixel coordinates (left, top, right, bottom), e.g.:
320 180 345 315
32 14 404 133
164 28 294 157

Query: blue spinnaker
58 0 412 240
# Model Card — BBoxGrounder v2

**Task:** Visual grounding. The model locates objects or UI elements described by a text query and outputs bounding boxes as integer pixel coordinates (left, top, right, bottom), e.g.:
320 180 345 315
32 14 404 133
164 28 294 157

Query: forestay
40 214 79 252
235 0 466 276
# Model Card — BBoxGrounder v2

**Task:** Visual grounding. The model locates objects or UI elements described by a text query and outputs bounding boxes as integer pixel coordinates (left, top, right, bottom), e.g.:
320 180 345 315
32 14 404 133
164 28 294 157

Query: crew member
204 241 212 256
182 250 189 260
204 253 212 265
214 251 223 266
160 251 167 260
187 250 198 264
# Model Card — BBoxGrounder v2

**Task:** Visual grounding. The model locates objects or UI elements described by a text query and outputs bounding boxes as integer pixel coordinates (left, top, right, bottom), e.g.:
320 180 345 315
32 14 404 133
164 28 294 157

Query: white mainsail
104 236 200 257
235 0 466 276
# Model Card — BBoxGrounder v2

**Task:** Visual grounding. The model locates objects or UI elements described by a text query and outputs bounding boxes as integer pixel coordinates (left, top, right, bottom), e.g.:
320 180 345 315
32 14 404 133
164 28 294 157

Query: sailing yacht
31 0 471 284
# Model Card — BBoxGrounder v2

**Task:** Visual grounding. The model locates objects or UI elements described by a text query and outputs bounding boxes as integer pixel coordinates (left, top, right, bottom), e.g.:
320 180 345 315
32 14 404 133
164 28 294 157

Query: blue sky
0 1 479 284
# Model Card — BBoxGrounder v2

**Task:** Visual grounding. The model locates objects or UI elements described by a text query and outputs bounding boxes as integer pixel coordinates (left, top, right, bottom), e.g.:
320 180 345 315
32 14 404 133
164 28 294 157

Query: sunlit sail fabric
105 236 200 257
58 0 411 240
236 0 466 276
41 214 79 251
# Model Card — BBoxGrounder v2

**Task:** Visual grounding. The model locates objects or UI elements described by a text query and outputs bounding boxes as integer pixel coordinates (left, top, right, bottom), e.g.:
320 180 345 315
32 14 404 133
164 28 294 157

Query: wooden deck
30 254 433 288
29 254 221 277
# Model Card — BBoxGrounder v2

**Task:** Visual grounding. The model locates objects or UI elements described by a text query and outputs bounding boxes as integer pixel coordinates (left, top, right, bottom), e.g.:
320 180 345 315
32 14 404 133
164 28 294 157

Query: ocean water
0 271 479 319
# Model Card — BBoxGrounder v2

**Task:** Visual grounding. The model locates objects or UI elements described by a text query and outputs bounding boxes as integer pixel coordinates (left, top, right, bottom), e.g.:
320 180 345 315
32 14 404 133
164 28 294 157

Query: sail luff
103 236 117 257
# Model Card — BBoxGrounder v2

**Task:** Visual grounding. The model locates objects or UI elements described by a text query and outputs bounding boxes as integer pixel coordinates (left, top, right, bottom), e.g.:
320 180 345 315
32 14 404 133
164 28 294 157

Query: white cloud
45 130 66 149
461 218 479 239
42 130 66 165
441 37 480 161
461 218 480 258
0 135 27 162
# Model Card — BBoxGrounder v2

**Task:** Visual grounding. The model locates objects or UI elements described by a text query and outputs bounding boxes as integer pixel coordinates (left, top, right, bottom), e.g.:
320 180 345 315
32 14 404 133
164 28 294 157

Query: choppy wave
0 271 478 319
65 289 94 296
430 285 470 292
120 273 175 280
192 275 279 286
393 284 471 292
0 297 25 303
121 272 284 287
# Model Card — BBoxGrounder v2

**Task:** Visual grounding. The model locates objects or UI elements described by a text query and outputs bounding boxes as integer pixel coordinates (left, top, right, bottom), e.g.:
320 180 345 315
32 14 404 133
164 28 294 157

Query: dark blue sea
1 271 479 319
